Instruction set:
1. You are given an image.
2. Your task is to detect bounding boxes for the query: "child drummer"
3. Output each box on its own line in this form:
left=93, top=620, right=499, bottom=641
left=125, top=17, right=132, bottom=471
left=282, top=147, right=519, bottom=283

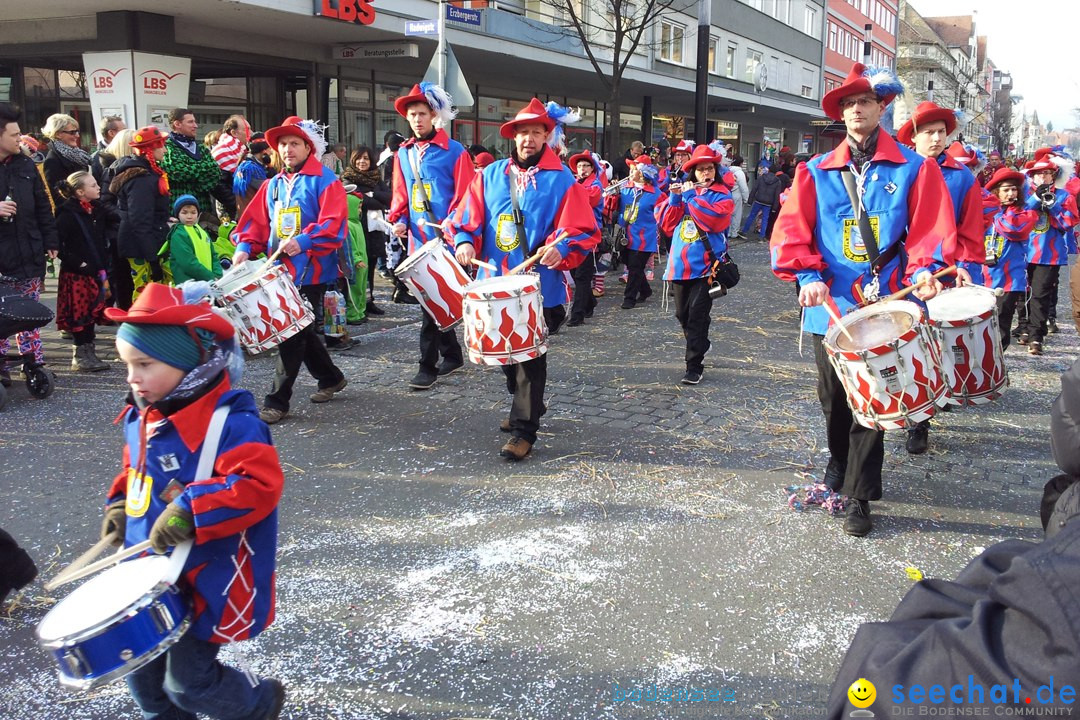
left=101, top=283, right=286, bottom=719
left=981, top=168, right=1038, bottom=349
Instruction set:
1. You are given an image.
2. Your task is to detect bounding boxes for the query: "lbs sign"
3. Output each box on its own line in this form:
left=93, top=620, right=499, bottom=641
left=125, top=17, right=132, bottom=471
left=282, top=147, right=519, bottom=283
left=315, top=0, right=376, bottom=26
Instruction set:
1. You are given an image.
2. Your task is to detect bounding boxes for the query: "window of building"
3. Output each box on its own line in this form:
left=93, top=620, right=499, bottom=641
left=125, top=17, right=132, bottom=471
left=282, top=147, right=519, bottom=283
left=726, top=42, right=737, bottom=77
left=659, top=19, right=685, bottom=64
left=772, top=0, right=790, bottom=24
left=828, top=22, right=837, bottom=51
left=802, top=67, right=814, bottom=98
left=782, top=60, right=792, bottom=92
left=748, top=0, right=763, bottom=9
left=745, top=48, right=763, bottom=83
left=709, top=36, right=721, bottom=74
left=804, top=6, right=818, bottom=37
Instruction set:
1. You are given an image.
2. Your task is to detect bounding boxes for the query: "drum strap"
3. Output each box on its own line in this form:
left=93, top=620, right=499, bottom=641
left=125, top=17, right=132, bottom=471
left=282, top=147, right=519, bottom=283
left=406, top=146, right=444, bottom=239
left=840, top=168, right=901, bottom=276
left=508, top=168, right=530, bottom=253
left=196, top=404, right=231, bottom=483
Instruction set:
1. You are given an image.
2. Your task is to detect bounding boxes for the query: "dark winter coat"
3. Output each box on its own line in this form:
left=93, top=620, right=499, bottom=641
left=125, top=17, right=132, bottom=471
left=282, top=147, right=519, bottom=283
left=43, top=146, right=90, bottom=200
left=1052, top=357, right=1080, bottom=477
left=0, top=152, right=59, bottom=280
left=749, top=171, right=782, bottom=206
left=55, top=196, right=109, bottom=276
left=110, top=155, right=169, bottom=261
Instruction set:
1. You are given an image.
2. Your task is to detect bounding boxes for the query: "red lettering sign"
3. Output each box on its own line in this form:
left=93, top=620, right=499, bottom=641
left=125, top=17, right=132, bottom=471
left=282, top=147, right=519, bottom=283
left=316, top=0, right=376, bottom=26
left=93, top=76, right=113, bottom=89
left=144, top=77, right=167, bottom=91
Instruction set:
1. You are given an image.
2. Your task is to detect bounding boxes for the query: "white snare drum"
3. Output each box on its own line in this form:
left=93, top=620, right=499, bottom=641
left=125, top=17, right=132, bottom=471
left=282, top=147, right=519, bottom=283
left=926, top=285, right=1008, bottom=405
left=37, top=554, right=190, bottom=690
left=824, top=300, right=947, bottom=430
left=211, top=260, right=313, bottom=354
left=395, top=239, right=471, bottom=331
left=462, top=274, right=547, bottom=365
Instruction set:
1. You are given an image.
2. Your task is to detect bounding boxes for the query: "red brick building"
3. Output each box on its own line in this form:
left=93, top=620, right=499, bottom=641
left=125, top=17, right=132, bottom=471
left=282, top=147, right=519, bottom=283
left=824, top=0, right=898, bottom=95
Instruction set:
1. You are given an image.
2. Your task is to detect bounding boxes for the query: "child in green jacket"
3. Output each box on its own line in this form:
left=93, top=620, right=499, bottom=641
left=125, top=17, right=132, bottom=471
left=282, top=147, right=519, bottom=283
left=167, top=195, right=224, bottom=285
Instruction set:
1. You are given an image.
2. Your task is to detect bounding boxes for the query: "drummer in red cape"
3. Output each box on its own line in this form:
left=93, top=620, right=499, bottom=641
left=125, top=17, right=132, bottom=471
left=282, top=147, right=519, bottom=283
left=388, top=82, right=475, bottom=390
left=567, top=149, right=605, bottom=327
left=770, top=63, right=957, bottom=537
left=895, top=100, right=985, bottom=455
left=232, top=115, right=348, bottom=425
left=450, top=98, right=600, bottom=461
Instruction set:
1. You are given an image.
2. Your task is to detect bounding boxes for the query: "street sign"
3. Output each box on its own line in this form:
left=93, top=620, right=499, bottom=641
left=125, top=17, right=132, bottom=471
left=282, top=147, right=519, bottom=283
left=405, top=19, right=438, bottom=37
left=423, top=42, right=474, bottom=109
left=446, top=5, right=481, bottom=26
left=333, top=43, right=419, bottom=60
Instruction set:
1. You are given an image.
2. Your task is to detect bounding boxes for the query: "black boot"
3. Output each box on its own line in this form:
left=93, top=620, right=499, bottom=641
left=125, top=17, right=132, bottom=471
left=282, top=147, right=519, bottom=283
left=0, top=529, right=38, bottom=606
left=843, top=499, right=872, bottom=537
left=906, top=419, right=930, bottom=455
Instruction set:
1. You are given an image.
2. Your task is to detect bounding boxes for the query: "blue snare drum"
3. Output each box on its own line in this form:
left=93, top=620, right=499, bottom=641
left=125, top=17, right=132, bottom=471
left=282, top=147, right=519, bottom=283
left=37, top=555, right=191, bottom=690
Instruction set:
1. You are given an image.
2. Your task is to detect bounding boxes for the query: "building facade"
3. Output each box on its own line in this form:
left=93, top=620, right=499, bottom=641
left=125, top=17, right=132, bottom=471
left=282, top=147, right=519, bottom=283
left=823, top=0, right=898, bottom=94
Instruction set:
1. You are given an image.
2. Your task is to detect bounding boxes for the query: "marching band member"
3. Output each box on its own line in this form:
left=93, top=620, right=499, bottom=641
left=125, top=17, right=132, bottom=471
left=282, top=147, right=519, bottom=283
left=771, top=63, right=955, bottom=537
left=617, top=156, right=666, bottom=309
left=670, top=140, right=693, bottom=185
left=1016, top=153, right=1078, bottom=355
left=1033, top=146, right=1080, bottom=336
left=450, top=99, right=600, bottom=461
left=232, top=116, right=348, bottom=425
left=388, top=82, right=475, bottom=390
left=657, top=144, right=733, bottom=387
left=567, top=150, right=604, bottom=327
left=896, top=101, right=983, bottom=455
left=981, top=167, right=1038, bottom=349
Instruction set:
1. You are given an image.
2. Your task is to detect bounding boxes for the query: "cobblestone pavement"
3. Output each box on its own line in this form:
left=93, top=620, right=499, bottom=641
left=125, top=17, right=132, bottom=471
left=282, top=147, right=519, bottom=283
left=0, top=239, right=1071, bottom=719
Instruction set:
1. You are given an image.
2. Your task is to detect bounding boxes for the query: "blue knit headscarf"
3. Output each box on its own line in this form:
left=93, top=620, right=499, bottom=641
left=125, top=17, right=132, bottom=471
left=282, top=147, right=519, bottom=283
left=116, top=323, right=214, bottom=372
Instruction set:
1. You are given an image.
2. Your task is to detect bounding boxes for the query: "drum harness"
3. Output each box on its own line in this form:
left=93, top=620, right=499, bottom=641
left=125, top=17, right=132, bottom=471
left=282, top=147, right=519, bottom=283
left=406, top=146, right=447, bottom=241
left=840, top=161, right=903, bottom=306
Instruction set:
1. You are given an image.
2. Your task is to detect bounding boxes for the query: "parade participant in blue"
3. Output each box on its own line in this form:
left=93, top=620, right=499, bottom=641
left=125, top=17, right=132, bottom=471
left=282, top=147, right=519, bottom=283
left=451, top=98, right=601, bottom=461
left=617, top=156, right=666, bottom=310
left=101, top=282, right=286, bottom=719
left=980, top=168, right=1038, bottom=349
left=566, top=150, right=604, bottom=327
left=1017, top=153, right=1079, bottom=355
left=388, top=82, right=475, bottom=390
left=657, top=144, right=734, bottom=386
left=670, top=139, right=693, bottom=185
left=896, top=101, right=982, bottom=455
left=771, top=63, right=956, bottom=537
left=232, top=115, right=348, bottom=424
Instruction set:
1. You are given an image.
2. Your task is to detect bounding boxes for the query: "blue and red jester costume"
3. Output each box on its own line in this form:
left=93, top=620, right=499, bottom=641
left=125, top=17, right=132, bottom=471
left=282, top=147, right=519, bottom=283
left=388, top=82, right=475, bottom=389
left=1019, top=153, right=1079, bottom=354
left=566, top=150, right=606, bottom=326
left=449, top=98, right=600, bottom=461
left=617, top=155, right=667, bottom=309
left=946, top=141, right=1000, bottom=284
left=980, top=168, right=1038, bottom=349
left=102, top=282, right=286, bottom=720
left=657, top=144, right=734, bottom=386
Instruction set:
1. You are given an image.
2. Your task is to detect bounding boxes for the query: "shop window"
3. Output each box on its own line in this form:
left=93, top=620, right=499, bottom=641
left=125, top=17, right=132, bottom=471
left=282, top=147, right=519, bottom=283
left=453, top=119, right=476, bottom=149
left=708, top=37, right=720, bottom=75
left=726, top=43, right=737, bottom=77
left=376, top=83, right=410, bottom=111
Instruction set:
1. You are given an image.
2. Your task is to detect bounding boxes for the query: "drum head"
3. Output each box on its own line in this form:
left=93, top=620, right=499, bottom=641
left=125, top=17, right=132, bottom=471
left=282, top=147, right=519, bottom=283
left=213, top=260, right=264, bottom=295
left=926, top=286, right=995, bottom=322
left=465, top=273, right=538, bottom=297
left=835, top=310, right=915, bottom=352
left=37, top=556, right=174, bottom=641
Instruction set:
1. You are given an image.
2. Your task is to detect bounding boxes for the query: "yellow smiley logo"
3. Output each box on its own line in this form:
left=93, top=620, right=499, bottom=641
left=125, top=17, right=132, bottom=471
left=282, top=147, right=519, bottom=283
left=848, top=678, right=876, bottom=709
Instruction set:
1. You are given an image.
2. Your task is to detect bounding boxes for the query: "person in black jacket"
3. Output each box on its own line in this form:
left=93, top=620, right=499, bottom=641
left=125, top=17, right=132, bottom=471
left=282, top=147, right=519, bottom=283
left=55, top=170, right=113, bottom=372
left=97, top=129, right=136, bottom=309
left=109, top=126, right=171, bottom=301
left=825, top=357, right=1080, bottom=719
left=41, top=113, right=92, bottom=199
left=739, top=163, right=782, bottom=238
left=0, top=103, right=59, bottom=384
left=342, top=145, right=391, bottom=315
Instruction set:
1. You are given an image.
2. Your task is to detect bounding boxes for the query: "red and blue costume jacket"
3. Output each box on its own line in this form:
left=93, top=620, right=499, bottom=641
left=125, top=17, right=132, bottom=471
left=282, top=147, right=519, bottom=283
left=106, top=380, right=284, bottom=644
left=1024, top=186, right=1079, bottom=266
left=936, top=154, right=986, bottom=279
left=962, top=188, right=1001, bottom=286
left=770, top=132, right=956, bottom=335
left=981, top=204, right=1037, bottom=292
left=657, top=181, right=733, bottom=281
left=388, top=128, right=474, bottom=255
left=449, top=146, right=601, bottom=307
left=617, top=182, right=666, bottom=253
left=234, top=153, right=346, bottom=286
left=657, top=166, right=670, bottom=194
left=577, top=171, right=604, bottom=229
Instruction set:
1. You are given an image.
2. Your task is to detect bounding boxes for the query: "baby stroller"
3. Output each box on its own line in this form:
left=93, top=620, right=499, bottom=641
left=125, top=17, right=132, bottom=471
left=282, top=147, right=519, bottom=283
left=0, top=275, right=56, bottom=410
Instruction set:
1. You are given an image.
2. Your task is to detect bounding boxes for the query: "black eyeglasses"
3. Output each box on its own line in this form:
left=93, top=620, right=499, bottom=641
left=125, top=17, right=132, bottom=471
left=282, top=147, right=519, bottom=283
left=58, top=129, right=81, bottom=135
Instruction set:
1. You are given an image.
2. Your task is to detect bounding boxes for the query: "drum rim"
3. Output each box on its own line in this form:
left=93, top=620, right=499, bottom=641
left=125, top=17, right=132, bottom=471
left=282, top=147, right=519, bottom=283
left=394, top=238, right=449, bottom=275
left=213, top=259, right=282, bottom=296
left=56, top=614, right=191, bottom=691
left=463, top=272, right=541, bottom=298
left=38, top=578, right=182, bottom=645
left=824, top=300, right=924, bottom=356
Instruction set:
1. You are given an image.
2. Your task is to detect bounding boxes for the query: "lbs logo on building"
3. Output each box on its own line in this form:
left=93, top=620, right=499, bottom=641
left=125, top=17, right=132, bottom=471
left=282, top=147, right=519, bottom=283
left=315, top=0, right=376, bottom=26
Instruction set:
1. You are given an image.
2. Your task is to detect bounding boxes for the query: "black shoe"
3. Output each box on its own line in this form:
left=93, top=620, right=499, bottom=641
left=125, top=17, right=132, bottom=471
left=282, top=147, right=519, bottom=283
left=637, top=288, right=652, bottom=302
left=584, top=308, right=594, bottom=319
left=409, top=370, right=437, bottom=390
left=906, top=420, right=930, bottom=455
left=265, top=679, right=286, bottom=719
left=1048, top=319, right=1059, bottom=334
left=843, top=499, right=872, bottom=537
left=681, top=370, right=702, bottom=385
left=346, top=317, right=368, bottom=326
left=1028, top=341, right=1044, bottom=356
left=824, top=459, right=846, bottom=492
left=366, top=301, right=386, bottom=316
left=326, top=336, right=356, bottom=350
left=437, top=358, right=464, bottom=376
left=621, top=298, right=636, bottom=309
left=567, top=316, right=584, bottom=327
left=1017, top=332, right=1030, bottom=346
left=393, top=288, right=419, bottom=305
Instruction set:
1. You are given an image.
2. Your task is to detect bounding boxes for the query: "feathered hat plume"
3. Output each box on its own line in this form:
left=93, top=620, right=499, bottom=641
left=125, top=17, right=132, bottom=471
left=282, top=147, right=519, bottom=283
left=417, top=82, right=458, bottom=126
left=544, top=101, right=581, bottom=151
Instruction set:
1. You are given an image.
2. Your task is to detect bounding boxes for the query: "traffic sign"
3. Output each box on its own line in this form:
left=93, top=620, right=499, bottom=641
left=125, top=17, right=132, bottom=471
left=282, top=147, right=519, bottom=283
left=446, top=5, right=481, bottom=26
left=405, top=19, right=438, bottom=37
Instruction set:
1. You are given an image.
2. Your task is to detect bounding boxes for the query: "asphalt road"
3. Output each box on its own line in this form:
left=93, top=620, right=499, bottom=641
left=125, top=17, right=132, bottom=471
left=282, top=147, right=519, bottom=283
left=0, top=240, right=1069, bottom=719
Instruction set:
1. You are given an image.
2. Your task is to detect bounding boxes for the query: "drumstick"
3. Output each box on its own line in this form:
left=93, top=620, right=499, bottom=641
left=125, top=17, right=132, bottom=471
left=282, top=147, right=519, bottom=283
left=883, top=265, right=957, bottom=302
left=43, top=532, right=118, bottom=592
left=470, top=257, right=497, bottom=272
left=509, top=233, right=570, bottom=275
left=823, top=300, right=856, bottom=344
left=44, top=540, right=154, bottom=592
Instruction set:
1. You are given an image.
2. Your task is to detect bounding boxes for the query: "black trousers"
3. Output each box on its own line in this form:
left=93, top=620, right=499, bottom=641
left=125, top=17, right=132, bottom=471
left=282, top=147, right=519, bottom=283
left=624, top=249, right=652, bottom=302
left=1049, top=266, right=1060, bottom=321
left=109, top=239, right=134, bottom=311
left=502, top=354, right=547, bottom=444
left=265, top=284, right=345, bottom=412
left=418, top=311, right=462, bottom=375
left=569, top=253, right=596, bottom=322
left=1023, top=264, right=1060, bottom=343
left=672, top=278, right=713, bottom=374
left=813, top=334, right=884, bottom=501
left=997, top=291, right=1024, bottom=350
